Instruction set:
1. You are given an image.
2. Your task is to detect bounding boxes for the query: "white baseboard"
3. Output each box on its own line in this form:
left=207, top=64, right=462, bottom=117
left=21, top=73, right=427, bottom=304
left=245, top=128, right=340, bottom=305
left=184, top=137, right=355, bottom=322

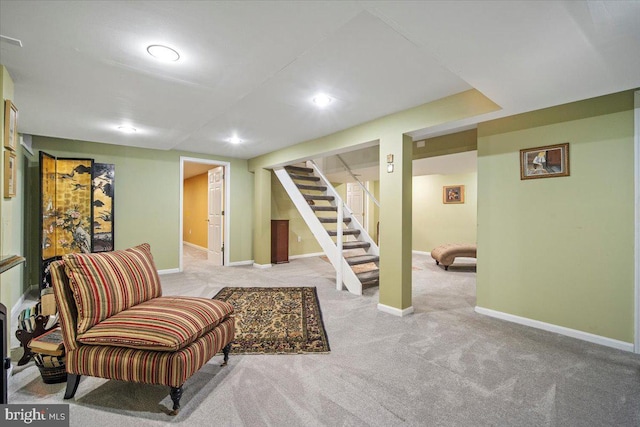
left=11, top=284, right=39, bottom=318
left=412, top=250, right=431, bottom=256
left=377, top=303, right=414, bottom=317
left=475, top=306, right=634, bottom=352
left=253, top=263, right=272, bottom=269
left=290, top=252, right=324, bottom=260
left=157, top=268, right=180, bottom=275
left=227, top=260, right=254, bottom=266
left=183, top=242, right=207, bottom=251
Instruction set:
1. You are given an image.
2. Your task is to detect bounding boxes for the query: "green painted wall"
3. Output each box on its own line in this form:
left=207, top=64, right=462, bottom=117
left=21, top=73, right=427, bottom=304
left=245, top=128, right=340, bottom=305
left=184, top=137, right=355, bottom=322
left=414, top=128, right=477, bottom=160
left=412, top=172, right=477, bottom=252
left=1, top=66, right=27, bottom=348
left=28, top=136, right=254, bottom=271
left=476, top=90, right=635, bottom=343
left=378, top=134, right=413, bottom=310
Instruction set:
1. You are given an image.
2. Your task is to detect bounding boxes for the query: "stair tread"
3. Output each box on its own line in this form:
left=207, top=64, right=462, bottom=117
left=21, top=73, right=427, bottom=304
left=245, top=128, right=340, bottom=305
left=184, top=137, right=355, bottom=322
left=311, top=206, right=337, bottom=212
left=318, top=217, right=352, bottom=223
left=304, top=195, right=334, bottom=201
left=356, top=270, right=380, bottom=282
left=289, top=173, right=320, bottom=182
left=343, top=241, right=370, bottom=249
left=285, top=165, right=313, bottom=174
left=346, top=255, right=379, bottom=265
left=296, top=184, right=327, bottom=191
left=327, top=229, right=360, bottom=236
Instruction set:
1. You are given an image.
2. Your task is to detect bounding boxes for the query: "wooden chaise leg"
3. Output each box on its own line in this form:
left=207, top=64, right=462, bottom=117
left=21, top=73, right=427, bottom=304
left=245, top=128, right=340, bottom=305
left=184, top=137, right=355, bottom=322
left=167, top=342, right=231, bottom=415
left=221, top=343, right=231, bottom=367
left=64, top=374, right=81, bottom=399
left=169, top=385, right=183, bottom=416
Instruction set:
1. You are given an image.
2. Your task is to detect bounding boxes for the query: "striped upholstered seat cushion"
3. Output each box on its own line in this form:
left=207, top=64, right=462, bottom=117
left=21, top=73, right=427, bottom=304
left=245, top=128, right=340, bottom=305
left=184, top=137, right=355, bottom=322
left=76, top=296, right=234, bottom=352
left=63, top=243, right=162, bottom=334
left=68, top=316, right=235, bottom=387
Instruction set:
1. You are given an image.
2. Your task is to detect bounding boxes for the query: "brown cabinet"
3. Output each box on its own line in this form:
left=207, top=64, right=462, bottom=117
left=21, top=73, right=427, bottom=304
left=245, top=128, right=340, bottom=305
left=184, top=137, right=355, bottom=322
left=271, top=220, right=289, bottom=264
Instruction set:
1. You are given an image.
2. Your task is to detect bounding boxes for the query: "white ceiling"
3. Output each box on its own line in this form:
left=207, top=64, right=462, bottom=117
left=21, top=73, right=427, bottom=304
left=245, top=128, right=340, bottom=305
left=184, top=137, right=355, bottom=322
left=1, top=1, right=639, bottom=160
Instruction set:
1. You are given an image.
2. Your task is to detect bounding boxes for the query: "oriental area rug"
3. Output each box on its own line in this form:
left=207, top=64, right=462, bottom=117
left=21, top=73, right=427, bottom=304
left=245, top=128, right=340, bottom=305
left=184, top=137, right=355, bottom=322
left=212, top=287, right=330, bottom=354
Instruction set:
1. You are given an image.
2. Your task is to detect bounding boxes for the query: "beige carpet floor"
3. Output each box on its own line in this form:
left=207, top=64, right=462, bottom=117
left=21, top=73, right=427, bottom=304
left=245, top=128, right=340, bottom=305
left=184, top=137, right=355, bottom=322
left=7, top=248, right=640, bottom=426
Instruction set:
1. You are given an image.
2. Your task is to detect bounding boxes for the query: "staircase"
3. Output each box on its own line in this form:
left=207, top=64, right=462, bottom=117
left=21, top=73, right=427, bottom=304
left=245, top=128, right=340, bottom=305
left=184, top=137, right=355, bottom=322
left=273, top=163, right=379, bottom=295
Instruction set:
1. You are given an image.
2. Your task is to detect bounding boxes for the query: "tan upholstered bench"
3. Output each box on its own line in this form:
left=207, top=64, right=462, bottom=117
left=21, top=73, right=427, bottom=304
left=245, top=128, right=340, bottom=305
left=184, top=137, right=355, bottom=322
left=430, top=243, right=477, bottom=270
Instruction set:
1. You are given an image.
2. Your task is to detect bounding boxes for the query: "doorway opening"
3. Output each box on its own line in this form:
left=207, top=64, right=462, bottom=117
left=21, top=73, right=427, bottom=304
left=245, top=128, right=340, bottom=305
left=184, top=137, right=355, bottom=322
left=180, top=157, right=231, bottom=271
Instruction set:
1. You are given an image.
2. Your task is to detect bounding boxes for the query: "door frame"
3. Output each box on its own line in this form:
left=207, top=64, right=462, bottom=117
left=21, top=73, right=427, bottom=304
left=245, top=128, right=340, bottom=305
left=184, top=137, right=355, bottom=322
left=179, top=156, right=231, bottom=271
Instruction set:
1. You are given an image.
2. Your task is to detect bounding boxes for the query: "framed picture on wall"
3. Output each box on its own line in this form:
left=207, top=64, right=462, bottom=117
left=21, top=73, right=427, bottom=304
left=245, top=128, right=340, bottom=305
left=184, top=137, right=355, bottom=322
left=3, top=100, right=18, bottom=151
left=443, top=185, right=464, bottom=204
left=520, top=143, right=570, bottom=180
left=4, top=151, right=17, bottom=198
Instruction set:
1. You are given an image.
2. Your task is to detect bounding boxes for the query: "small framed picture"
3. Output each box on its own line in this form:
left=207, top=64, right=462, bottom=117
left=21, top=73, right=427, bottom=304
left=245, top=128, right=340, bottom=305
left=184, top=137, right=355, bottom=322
left=4, top=150, right=17, bottom=198
left=520, top=143, right=569, bottom=180
left=4, top=100, right=18, bottom=151
left=443, top=185, right=464, bottom=204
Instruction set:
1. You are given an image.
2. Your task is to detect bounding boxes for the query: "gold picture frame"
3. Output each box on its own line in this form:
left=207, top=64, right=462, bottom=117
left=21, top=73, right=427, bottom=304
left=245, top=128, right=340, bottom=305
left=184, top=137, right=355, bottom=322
left=520, top=143, right=570, bottom=180
left=443, top=185, right=464, bottom=204
left=4, top=100, right=18, bottom=151
left=4, top=151, right=17, bottom=198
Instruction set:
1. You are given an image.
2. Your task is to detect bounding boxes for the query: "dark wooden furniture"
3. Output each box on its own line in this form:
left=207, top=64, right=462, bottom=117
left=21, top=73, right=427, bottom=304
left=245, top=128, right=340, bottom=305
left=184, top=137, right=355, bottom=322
left=271, top=220, right=289, bottom=264
left=15, top=315, right=50, bottom=366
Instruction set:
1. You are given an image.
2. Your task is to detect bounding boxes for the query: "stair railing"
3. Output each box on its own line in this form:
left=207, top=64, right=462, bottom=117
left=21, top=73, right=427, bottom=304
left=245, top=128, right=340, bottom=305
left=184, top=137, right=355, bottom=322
left=336, top=154, right=380, bottom=208
left=308, top=160, right=362, bottom=229
left=308, top=160, right=355, bottom=290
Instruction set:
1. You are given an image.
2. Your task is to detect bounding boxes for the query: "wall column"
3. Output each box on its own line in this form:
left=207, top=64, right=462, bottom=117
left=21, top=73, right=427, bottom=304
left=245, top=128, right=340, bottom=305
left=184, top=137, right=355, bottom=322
left=253, top=168, right=272, bottom=267
left=378, top=133, right=413, bottom=315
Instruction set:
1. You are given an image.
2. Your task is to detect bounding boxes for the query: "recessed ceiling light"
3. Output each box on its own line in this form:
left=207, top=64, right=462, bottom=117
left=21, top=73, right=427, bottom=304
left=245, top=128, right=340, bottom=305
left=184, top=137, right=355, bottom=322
left=147, top=44, right=180, bottom=62
left=312, top=93, right=333, bottom=108
left=118, top=126, right=137, bottom=134
left=227, top=136, right=242, bottom=144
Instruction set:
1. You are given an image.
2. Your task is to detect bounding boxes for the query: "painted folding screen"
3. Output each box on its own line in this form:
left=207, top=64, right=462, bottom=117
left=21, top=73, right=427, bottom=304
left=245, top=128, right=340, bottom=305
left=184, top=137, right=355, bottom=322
left=92, top=163, right=115, bottom=252
left=40, top=151, right=95, bottom=288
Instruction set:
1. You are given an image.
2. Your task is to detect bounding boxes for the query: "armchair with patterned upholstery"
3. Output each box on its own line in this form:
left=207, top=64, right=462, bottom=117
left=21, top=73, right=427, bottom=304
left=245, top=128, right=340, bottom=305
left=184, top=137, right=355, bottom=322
left=49, top=243, right=235, bottom=415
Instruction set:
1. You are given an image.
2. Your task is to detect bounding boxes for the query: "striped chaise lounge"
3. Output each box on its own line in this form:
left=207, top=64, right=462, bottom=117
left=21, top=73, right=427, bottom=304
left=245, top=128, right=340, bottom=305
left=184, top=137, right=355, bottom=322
left=430, top=243, right=477, bottom=270
left=50, top=243, right=235, bottom=415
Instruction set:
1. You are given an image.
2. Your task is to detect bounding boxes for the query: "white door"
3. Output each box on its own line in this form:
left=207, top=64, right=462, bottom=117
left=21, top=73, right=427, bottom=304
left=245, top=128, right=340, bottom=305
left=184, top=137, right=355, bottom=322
left=346, top=182, right=364, bottom=226
left=208, top=167, right=224, bottom=265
